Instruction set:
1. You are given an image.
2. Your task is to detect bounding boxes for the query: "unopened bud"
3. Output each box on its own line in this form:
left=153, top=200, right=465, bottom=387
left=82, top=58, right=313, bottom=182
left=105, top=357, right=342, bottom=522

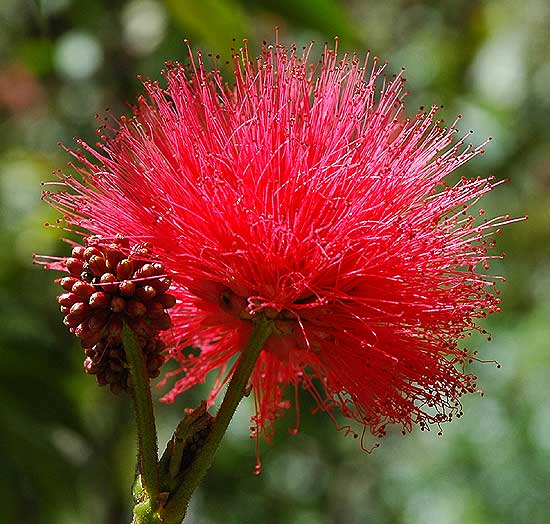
left=54, top=237, right=175, bottom=395
left=116, top=259, right=134, bottom=280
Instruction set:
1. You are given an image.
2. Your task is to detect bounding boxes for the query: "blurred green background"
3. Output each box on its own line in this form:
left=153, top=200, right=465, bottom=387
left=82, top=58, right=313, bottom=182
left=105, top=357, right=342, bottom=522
left=0, top=0, right=548, bottom=523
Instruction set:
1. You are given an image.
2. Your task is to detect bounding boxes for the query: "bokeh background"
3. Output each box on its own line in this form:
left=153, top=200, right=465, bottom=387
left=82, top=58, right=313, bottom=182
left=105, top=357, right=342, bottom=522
left=1, top=0, right=548, bottom=523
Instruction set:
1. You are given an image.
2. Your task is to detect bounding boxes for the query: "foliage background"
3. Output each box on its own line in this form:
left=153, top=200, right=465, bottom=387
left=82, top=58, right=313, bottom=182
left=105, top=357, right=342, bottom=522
left=0, top=0, right=548, bottom=523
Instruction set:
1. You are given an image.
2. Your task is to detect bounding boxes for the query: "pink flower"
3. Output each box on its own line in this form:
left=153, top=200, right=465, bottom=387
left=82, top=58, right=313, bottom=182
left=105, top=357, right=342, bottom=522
left=42, top=38, right=518, bottom=451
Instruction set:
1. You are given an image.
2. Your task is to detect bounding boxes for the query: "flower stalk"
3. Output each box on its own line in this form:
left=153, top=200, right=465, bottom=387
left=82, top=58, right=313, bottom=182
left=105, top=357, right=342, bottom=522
left=162, top=316, right=274, bottom=524
left=122, top=323, right=161, bottom=523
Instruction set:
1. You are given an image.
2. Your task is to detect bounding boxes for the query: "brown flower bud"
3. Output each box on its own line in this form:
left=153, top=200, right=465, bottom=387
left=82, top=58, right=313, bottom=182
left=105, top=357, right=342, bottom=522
left=84, top=357, right=97, bottom=373
left=136, top=285, right=156, bottom=301
left=72, top=280, right=96, bottom=299
left=69, top=302, right=88, bottom=320
left=159, top=294, right=177, bottom=308
left=66, top=257, right=84, bottom=276
left=153, top=312, right=172, bottom=331
left=74, top=321, right=92, bottom=339
left=99, top=273, right=118, bottom=293
left=88, top=309, right=110, bottom=331
left=110, top=296, right=126, bottom=313
left=58, top=292, right=80, bottom=307
left=146, top=301, right=165, bottom=318
left=126, top=300, right=147, bottom=318
left=153, top=277, right=171, bottom=294
left=119, top=280, right=136, bottom=297
left=89, top=291, right=110, bottom=308
left=63, top=313, right=80, bottom=328
left=88, top=255, right=108, bottom=276
left=80, top=331, right=103, bottom=349
left=134, top=263, right=155, bottom=280
left=59, top=276, right=79, bottom=291
left=83, top=246, right=103, bottom=260
left=105, top=248, right=124, bottom=271
left=71, top=246, right=86, bottom=258
left=116, top=258, right=134, bottom=280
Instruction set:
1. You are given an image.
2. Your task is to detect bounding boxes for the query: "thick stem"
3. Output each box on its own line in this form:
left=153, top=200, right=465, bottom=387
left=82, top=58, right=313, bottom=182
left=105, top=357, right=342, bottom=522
left=162, top=317, right=274, bottom=524
left=122, top=324, right=160, bottom=514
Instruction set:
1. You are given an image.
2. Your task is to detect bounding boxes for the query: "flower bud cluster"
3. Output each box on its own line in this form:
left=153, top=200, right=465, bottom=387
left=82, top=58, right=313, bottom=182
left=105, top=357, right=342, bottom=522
left=56, top=239, right=176, bottom=393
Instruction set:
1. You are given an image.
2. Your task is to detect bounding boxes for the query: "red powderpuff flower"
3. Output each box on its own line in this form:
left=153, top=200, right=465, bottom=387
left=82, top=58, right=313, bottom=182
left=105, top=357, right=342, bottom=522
left=42, top=38, right=519, bottom=452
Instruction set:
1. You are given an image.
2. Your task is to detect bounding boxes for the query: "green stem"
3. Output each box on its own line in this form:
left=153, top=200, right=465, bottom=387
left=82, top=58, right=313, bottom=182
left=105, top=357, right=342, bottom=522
left=122, top=323, right=161, bottom=516
left=162, top=317, right=274, bottom=524
left=133, top=500, right=162, bottom=524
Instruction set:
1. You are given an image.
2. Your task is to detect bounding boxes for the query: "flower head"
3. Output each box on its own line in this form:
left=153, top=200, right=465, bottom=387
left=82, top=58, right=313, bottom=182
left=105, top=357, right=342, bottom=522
left=39, top=236, right=176, bottom=393
left=40, top=38, right=517, bottom=447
